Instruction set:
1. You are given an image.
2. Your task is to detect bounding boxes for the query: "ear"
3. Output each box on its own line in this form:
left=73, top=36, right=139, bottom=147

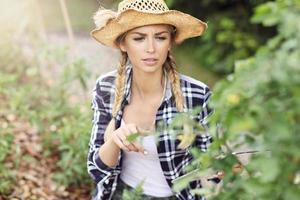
left=168, top=41, right=172, bottom=52
left=119, top=41, right=127, bottom=52
left=168, top=44, right=172, bottom=52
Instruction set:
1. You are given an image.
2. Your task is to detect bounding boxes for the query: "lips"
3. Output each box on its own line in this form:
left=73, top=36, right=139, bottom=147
left=142, top=58, right=158, bottom=61
left=142, top=58, right=158, bottom=66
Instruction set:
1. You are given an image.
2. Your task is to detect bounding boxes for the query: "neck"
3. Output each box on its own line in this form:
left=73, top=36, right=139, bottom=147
left=131, top=68, right=164, bottom=98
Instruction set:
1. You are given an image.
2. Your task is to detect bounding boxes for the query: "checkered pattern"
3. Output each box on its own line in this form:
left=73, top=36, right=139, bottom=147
left=87, top=64, right=214, bottom=200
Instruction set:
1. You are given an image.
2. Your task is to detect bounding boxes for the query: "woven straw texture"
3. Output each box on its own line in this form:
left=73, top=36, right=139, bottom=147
left=91, top=0, right=207, bottom=48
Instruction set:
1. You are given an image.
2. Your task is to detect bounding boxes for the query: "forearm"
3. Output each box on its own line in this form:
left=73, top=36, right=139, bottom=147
left=98, top=138, right=121, bottom=168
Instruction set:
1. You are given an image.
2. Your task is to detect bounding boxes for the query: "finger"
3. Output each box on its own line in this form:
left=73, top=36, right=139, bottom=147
left=132, top=141, right=147, bottom=154
left=125, top=143, right=139, bottom=152
left=121, top=126, right=132, bottom=136
left=116, top=130, right=131, bottom=146
left=115, top=129, right=139, bottom=152
left=122, top=126, right=139, bottom=144
left=114, top=138, right=130, bottom=152
left=119, top=124, right=145, bottom=153
left=119, top=127, right=137, bottom=146
left=114, top=132, right=130, bottom=151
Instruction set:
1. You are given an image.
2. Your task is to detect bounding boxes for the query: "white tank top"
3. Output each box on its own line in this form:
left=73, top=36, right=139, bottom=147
left=120, top=119, right=174, bottom=197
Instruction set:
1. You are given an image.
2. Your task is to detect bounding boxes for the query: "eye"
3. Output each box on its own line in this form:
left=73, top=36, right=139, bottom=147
left=156, top=36, right=167, bottom=40
left=133, top=37, right=145, bottom=41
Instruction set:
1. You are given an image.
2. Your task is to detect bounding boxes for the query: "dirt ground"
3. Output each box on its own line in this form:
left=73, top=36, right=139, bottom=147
left=1, top=32, right=119, bottom=200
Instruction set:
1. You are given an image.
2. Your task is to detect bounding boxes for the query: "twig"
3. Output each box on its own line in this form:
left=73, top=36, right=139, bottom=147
left=59, top=0, right=75, bottom=49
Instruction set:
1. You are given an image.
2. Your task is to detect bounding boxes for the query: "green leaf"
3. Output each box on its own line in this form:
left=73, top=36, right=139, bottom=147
left=172, top=169, right=210, bottom=192
left=126, top=133, right=140, bottom=143
left=190, top=188, right=212, bottom=196
left=251, top=2, right=280, bottom=26
left=253, top=157, right=280, bottom=183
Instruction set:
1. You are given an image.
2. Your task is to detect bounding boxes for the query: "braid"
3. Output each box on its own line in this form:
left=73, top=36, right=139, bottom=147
left=165, top=52, right=185, bottom=112
left=112, top=51, right=128, bottom=116
left=104, top=51, right=128, bottom=141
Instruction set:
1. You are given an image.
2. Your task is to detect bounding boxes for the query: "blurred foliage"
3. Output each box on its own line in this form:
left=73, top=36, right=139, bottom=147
left=41, top=55, right=92, bottom=186
left=172, top=0, right=300, bottom=199
left=110, top=0, right=277, bottom=75
left=0, top=32, right=28, bottom=195
left=122, top=181, right=144, bottom=200
left=175, top=48, right=220, bottom=87
left=0, top=30, right=93, bottom=193
left=1, top=0, right=299, bottom=199
left=164, top=0, right=277, bottom=75
left=0, top=0, right=99, bottom=34
left=0, top=132, right=15, bottom=195
left=39, top=0, right=99, bottom=32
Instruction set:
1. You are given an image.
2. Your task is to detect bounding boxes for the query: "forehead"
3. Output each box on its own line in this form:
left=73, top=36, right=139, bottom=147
left=128, top=24, right=172, bottom=34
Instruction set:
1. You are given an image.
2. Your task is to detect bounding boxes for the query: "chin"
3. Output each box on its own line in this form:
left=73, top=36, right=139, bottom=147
left=132, top=61, right=163, bottom=74
left=142, top=66, right=161, bottom=74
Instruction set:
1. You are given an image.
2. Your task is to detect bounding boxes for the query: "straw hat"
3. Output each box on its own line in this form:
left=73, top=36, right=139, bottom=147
left=91, top=0, right=207, bottom=48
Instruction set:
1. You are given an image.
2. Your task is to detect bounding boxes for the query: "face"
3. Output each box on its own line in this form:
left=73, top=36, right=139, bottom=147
left=119, top=24, right=173, bottom=74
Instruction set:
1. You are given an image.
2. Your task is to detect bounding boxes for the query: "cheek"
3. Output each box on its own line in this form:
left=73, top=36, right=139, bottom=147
left=157, top=43, right=170, bottom=56
left=158, top=41, right=171, bottom=52
left=127, top=46, right=139, bottom=57
left=127, top=43, right=144, bottom=55
left=126, top=47, right=143, bottom=64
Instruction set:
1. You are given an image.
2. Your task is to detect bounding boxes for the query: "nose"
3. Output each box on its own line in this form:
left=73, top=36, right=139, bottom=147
left=146, top=37, right=155, bottom=53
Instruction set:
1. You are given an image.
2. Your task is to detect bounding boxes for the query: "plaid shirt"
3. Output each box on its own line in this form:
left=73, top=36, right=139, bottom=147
left=87, top=64, right=214, bottom=200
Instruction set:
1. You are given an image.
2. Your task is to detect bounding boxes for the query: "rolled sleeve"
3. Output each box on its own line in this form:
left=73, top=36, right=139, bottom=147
left=87, top=79, right=117, bottom=184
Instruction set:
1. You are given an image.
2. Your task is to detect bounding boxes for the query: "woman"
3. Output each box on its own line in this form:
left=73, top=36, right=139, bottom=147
left=87, top=0, right=214, bottom=199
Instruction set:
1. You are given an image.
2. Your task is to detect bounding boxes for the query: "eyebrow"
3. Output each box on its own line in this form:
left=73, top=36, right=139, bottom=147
left=130, top=31, right=169, bottom=36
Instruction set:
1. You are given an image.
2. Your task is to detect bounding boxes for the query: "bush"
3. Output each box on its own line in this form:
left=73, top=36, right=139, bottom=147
left=166, top=0, right=276, bottom=75
left=173, top=0, right=300, bottom=199
left=0, top=35, right=93, bottom=193
left=0, top=132, right=15, bottom=195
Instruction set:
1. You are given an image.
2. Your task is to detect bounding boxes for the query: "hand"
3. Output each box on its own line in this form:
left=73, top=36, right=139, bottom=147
left=110, top=123, right=146, bottom=154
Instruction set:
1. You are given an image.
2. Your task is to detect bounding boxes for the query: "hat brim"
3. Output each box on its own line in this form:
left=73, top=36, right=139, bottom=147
left=91, top=9, right=207, bottom=48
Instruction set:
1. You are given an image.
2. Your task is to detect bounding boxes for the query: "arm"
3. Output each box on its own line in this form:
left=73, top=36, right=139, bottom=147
left=87, top=79, right=120, bottom=184
left=99, top=137, right=121, bottom=167
left=87, top=78, right=145, bottom=183
left=99, top=124, right=145, bottom=167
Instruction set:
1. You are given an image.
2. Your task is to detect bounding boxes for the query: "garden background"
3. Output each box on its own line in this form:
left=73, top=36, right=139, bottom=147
left=0, top=0, right=299, bottom=199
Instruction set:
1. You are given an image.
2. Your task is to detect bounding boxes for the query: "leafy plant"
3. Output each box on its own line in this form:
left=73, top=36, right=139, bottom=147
left=166, top=0, right=275, bottom=75
left=0, top=132, right=15, bottom=195
left=172, top=0, right=300, bottom=199
left=122, top=181, right=144, bottom=200
left=0, top=37, right=93, bottom=192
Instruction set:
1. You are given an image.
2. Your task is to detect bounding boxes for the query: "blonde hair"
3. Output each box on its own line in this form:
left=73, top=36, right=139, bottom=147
left=164, top=52, right=185, bottom=112
left=165, top=25, right=185, bottom=112
left=104, top=26, right=184, bottom=142
left=104, top=51, right=128, bottom=141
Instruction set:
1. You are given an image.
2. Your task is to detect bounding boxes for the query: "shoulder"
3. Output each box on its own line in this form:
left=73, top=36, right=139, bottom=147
left=95, top=70, right=117, bottom=89
left=179, top=74, right=211, bottom=94
left=93, top=70, right=117, bottom=102
left=179, top=74, right=212, bottom=108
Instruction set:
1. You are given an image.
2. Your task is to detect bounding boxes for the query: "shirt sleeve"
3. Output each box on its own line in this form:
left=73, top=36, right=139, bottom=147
left=194, top=86, right=214, bottom=151
left=87, top=79, right=119, bottom=184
